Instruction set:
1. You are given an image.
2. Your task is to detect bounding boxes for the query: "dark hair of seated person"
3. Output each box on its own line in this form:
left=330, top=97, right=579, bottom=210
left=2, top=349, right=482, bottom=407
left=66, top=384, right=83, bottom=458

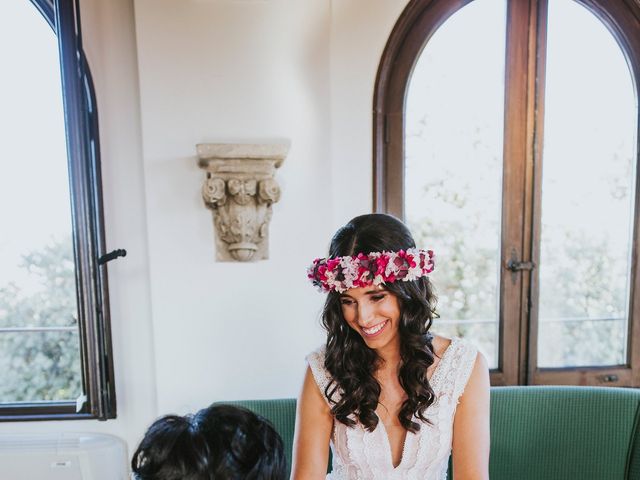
left=131, top=404, right=286, bottom=480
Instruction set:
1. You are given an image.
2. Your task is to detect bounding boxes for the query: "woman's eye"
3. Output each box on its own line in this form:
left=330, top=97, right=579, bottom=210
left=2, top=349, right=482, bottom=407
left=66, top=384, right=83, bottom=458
left=371, top=294, right=385, bottom=302
left=340, top=299, right=354, bottom=306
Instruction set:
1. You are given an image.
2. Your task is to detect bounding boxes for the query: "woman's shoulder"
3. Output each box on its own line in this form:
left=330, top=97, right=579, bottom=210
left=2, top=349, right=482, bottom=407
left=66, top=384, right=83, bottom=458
left=430, top=335, right=479, bottom=378
left=432, top=334, right=478, bottom=359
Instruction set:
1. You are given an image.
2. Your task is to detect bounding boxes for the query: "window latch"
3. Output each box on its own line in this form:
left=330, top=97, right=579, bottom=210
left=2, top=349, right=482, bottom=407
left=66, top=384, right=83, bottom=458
left=98, top=249, right=127, bottom=265
left=506, top=259, right=535, bottom=272
left=599, top=373, right=619, bottom=383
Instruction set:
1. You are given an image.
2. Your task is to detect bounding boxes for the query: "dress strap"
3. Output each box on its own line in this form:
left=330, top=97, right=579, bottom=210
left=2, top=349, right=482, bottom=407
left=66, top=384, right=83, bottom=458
left=306, top=346, right=341, bottom=405
left=430, top=337, right=478, bottom=403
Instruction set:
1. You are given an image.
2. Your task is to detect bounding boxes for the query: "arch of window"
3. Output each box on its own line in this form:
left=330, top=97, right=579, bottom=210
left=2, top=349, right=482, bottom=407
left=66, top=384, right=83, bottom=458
left=373, top=0, right=640, bottom=387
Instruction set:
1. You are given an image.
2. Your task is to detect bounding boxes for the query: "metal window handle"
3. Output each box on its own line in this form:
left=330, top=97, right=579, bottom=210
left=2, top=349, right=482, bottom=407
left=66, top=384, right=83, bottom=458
left=506, top=259, right=535, bottom=272
left=98, top=249, right=127, bottom=265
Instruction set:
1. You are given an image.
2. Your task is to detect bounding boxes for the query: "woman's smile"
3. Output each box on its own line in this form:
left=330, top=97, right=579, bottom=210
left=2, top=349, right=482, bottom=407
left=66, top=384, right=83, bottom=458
left=361, top=319, right=389, bottom=337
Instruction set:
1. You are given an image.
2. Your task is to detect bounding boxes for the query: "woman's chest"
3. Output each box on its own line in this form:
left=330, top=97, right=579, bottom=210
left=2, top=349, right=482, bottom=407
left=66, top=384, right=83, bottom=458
left=375, top=382, right=410, bottom=468
left=331, top=395, right=458, bottom=476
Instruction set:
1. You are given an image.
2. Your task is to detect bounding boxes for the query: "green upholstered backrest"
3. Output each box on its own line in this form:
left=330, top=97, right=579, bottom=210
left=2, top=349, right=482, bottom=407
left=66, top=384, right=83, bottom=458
left=486, top=387, right=640, bottom=480
left=223, top=398, right=297, bottom=476
left=226, top=386, right=640, bottom=480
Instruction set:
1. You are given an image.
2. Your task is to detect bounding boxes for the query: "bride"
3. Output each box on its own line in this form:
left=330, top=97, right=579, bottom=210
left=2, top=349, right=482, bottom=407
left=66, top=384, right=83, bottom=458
left=291, top=214, right=490, bottom=480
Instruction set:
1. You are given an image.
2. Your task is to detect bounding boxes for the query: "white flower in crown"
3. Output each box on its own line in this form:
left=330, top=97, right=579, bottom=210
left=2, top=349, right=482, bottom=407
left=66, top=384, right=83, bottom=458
left=325, top=270, right=338, bottom=290
left=340, top=255, right=359, bottom=290
left=384, top=251, right=399, bottom=277
left=405, top=248, right=423, bottom=281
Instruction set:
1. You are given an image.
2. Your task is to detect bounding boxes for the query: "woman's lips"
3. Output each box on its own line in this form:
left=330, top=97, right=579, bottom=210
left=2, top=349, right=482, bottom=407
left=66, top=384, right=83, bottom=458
left=361, top=320, right=388, bottom=337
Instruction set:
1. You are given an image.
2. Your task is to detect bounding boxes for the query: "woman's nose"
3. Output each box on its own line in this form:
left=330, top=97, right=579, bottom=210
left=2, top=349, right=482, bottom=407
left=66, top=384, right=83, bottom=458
left=357, top=302, right=375, bottom=326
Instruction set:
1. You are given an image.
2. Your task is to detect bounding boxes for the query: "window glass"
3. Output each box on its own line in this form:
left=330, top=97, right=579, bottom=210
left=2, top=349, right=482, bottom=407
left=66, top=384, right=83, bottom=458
left=405, top=0, right=507, bottom=368
left=0, top=1, right=81, bottom=402
left=537, top=0, right=637, bottom=367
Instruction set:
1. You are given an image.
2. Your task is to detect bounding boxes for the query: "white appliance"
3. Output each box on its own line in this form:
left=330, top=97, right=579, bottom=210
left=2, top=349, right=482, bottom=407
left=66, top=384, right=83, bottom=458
left=0, top=433, right=128, bottom=480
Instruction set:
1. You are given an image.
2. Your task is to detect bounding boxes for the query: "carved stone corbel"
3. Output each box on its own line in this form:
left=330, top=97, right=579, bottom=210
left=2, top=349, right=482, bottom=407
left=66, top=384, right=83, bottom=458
left=196, top=143, right=288, bottom=262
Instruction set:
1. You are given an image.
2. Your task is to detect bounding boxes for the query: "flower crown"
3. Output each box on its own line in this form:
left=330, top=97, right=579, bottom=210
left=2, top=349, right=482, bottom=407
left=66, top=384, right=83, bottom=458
left=307, top=248, right=435, bottom=293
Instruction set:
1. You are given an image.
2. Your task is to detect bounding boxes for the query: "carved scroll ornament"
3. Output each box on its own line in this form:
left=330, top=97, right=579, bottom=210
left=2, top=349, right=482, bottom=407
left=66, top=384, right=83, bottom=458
left=197, top=143, right=288, bottom=262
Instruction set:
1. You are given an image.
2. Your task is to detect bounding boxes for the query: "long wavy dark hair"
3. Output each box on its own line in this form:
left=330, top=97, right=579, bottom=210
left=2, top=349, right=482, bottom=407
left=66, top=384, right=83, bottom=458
left=321, top=213, right=437, bottom=433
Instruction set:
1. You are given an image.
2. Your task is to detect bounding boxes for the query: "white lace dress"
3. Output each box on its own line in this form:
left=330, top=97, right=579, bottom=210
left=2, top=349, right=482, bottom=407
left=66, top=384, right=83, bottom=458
left=306, top=337, right=478, bottom=480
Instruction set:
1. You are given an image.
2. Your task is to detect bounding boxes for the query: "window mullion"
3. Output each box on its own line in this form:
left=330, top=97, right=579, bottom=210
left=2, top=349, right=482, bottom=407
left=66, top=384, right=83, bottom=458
left=499, top=0, right=543, bottom=385
left=523, top=0, right=549, bottom=386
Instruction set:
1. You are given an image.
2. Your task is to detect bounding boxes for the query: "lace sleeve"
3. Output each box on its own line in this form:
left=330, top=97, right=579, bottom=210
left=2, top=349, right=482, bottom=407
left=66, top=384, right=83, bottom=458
left=451, top=339, right=479, bottom=403
left=306, top=346, right=336, bottom=406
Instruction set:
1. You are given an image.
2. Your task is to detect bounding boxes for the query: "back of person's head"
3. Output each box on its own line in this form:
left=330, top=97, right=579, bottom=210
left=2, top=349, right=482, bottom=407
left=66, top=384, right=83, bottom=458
left=131, top=404, right=286, bottom=480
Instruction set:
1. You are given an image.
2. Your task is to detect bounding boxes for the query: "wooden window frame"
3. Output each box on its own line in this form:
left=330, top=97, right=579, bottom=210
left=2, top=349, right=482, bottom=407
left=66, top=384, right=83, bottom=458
left=0, top=0, right=117, bottom=421
left=373, top=0, right=640, bottom=387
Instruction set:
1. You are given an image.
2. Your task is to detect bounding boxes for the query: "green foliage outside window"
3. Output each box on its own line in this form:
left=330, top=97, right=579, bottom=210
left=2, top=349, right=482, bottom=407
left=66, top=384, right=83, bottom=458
left=0, top=238, right=82, bottom=403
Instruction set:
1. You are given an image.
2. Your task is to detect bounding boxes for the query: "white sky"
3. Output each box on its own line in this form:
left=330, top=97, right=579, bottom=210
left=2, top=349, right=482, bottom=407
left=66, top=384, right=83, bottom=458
left=404, top=0, right=636, bottom=302
left=0, top=1, right=74, bottom=291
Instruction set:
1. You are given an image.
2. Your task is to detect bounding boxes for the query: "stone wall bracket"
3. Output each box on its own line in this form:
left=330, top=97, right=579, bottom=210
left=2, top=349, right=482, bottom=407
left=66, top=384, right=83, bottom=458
left=197, top=143, right=288, bottom=262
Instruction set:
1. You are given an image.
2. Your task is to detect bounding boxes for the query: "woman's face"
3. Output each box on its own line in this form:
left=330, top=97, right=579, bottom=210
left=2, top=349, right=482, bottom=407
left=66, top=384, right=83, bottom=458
left=339, top=286, right=401, bottom=353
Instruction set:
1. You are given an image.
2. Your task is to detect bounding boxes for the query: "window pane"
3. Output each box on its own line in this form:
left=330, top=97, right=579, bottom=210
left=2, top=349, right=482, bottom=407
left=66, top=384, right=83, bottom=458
left=537, top=0, right=637, bottom=367
left=0, top=330, right=81, bottom=403
left=0, top=1, right=82, bottom=401
left=405, top=0, right=507, bottom=368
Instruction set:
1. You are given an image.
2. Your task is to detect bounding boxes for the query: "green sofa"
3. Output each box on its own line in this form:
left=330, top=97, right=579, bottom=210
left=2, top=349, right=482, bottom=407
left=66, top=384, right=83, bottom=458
left=227, top=386, right=640, bottom=479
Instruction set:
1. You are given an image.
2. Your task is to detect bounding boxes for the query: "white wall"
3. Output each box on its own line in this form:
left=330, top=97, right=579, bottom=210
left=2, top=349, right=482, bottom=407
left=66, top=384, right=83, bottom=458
left=132, top=0, right=333, bottom=416
left=0, top=0, right=410, bottom=455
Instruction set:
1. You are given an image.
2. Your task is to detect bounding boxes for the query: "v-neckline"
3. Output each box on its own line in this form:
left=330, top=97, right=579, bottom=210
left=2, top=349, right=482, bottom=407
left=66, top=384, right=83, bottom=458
left=375, top=337, right=458, bottom=470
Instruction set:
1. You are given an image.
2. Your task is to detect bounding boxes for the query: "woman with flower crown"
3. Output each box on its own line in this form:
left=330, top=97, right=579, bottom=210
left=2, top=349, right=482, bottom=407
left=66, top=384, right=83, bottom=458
left=291, top=214, right=490, bottom=480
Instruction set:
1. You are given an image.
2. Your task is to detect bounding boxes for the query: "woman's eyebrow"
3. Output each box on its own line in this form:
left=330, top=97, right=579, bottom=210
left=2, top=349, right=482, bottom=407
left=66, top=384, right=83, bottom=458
left=364, top=289, right=385, bottom=295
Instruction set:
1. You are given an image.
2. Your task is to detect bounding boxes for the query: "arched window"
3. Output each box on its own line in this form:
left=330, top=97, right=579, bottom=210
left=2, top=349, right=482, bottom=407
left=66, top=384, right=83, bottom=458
left=0, top=0, right=116, bottom=420
left=374, top=0, right=640, bottom=387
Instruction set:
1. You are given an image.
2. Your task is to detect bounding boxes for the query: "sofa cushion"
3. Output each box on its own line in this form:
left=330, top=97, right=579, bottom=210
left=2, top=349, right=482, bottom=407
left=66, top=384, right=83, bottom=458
left=488, top=386, right=640, bottom=480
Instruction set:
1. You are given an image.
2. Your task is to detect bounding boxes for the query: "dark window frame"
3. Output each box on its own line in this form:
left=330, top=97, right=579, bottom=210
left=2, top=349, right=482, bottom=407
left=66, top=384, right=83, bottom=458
left=0, top=0, right=116, bottom=421
left=373, top=0, right=640, bottom=387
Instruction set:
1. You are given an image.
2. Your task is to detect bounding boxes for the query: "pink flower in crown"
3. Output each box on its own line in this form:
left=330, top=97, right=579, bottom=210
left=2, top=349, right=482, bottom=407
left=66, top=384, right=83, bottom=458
left=326, top=258, right=341, bottom=271
left=425, top=249, right=435, bottom=273
left=406, top=251, right=417, bottom=268
left=393, top=251, right=410, bottom=280
left=358, top=253, right=377, bottom=286
left=385, top=251, right=405, bottom=279
left=318, top=264, right=329, bottom=281
left=382, top=252, right=394, bottom=279
left=404, top=249, right=422, bottom=280
left=375, top=254, right=389, bottom=277
left=357, top=270, right=371, bottom=287
left=417, top=251, right=425, bottom=268
left=307, top=258, right=320, bottom=279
